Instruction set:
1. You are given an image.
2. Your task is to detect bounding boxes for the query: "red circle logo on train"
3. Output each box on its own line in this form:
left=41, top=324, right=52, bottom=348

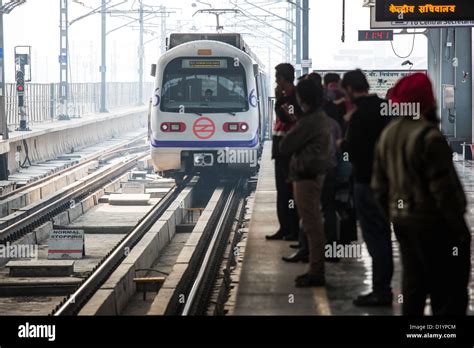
left=193, top=117, right=216, bottom=140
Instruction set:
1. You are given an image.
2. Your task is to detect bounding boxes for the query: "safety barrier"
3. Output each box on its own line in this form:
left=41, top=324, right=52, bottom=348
left=5, top=82, right=154, bottom=127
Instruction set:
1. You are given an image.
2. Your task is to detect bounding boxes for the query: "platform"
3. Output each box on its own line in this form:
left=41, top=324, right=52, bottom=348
left=1, top=106, right=147, bottom=173
left=234, top=142, right=474, bottom=316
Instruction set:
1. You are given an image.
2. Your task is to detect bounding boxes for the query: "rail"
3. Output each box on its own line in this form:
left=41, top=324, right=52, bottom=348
left=0, top=152, right=148, bottom=243
left=178, top=178, right=245, bottom=316
left=53, top=175, right=195, bottom=316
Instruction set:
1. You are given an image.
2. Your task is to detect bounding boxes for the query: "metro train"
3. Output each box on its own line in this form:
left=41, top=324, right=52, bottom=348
left=149, top=33, right=270, bottom=178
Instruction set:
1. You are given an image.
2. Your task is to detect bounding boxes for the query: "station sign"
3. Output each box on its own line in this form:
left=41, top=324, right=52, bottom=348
left=315, top=70, right=426, bottom=99
left=370, top=7, right=474, bottom=28
left=48, top=229, right=85, bottom=260
left=301, top=59, right=313, bottom=69
left=375, top=0, right=474, bottom=22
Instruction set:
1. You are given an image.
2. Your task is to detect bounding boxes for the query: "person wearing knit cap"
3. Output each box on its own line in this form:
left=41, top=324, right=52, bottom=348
left=372, top=73, right=471, bottom=316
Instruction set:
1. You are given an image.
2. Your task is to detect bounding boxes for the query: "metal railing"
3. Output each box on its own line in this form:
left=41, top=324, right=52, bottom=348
left=5, top=82, right=154, bottom=128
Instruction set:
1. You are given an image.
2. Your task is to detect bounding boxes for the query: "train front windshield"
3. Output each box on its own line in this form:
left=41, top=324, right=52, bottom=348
left=161, top=57, right=249, bottom=114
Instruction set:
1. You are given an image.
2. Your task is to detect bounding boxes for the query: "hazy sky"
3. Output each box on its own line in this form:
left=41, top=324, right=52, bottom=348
left=3, top=0, right=428, bottom=83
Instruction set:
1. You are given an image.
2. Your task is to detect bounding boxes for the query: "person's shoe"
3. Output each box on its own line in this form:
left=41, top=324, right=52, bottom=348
left=289, top=244, right=301, bottom=249
left=283, top=234, right=299, bottom=241
left=265, top=230, right=286, bottom=240
left=295, top=273, right=326, bottom=288
left=282, top=252, right=309, bottom=263
left=353, top=292, right=393, bottom=307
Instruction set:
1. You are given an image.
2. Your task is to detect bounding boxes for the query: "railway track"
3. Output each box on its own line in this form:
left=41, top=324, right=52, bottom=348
left=53, top=175, right=195, bottom=316
left=157, top=177, right=249, bottom=316
left=0, top=150, right=149, bottom=244
left=1, top=134, right=148, bottom=200
left=1, top=156, right=255, bottom=317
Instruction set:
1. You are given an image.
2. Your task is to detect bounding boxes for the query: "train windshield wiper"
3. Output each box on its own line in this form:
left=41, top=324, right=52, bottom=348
left=227, top=112, right=237, bottom=116
left=186, top=110, right=203, bottom=116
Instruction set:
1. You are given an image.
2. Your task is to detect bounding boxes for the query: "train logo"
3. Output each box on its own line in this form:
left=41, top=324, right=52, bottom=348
left=193, top=117, right=216, bottom=140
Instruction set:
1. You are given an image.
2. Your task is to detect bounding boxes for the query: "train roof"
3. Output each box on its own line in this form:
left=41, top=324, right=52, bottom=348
left=168, top=33, right=265, bottom=70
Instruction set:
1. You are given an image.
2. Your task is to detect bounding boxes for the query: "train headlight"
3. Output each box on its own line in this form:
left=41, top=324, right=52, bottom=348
left=161, top=122, right=186, bottom=132
left=224, top=122, right=249, bottom=133
left=240, top=123, right=249, bottom=132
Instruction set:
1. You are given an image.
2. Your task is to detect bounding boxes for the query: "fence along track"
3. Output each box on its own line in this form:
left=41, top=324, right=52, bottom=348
left=5, top=82, right=153, bottom=127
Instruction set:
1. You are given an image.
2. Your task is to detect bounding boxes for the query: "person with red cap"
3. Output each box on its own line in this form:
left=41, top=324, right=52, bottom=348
left=372, top=73, right=472, bottom=316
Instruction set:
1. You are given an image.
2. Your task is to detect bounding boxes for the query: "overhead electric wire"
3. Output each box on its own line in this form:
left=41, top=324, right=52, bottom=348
left=390, top=33, right=416, bottom=59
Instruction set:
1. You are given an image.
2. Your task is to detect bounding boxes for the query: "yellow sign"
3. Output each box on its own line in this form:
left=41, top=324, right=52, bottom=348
left=389, top=3, right=456, bottom=14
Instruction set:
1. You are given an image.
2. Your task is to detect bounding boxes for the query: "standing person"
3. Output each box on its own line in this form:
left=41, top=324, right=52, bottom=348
left=323, top=73, right=341, bottom=88
left=373, top=73, right=471, bottom=316
left=283, top=72, right=329, bottom=263
left=280, top=78, right=333, bottom=287
left=324, top=81, right=347, bottom=134
left=266, top=64, right=301, bottom=241
left=340, top=69, right=394, bottom=306
left=321, top=115, right=342, bottom=260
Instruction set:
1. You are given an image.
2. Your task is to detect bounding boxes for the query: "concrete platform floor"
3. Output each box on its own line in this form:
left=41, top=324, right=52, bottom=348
left=234, top=143, right=474, bottom=316
left=3, top=128, right=146, bottom=188
left=68, top=200, right=160, bottom=234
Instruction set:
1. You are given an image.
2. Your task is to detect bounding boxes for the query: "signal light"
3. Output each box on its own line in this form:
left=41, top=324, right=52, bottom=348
left=16, top=70, right=25, bottom=94
left=160, top=122, right=186, bottom=133
left=223, top=122, right=249, bottom=133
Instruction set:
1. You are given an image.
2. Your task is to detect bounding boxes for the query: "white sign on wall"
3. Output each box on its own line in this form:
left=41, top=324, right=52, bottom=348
left=316, top=70, right=426, bottom=98
left=48, top=229, right=85, bottom=260
left=301, top=59, right=313, bottom=69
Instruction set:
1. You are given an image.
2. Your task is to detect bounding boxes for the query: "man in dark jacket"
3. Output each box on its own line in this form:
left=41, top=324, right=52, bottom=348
left=280, top=78, right=333, bottom=287
left=372, top=73, right=471, bottom=316
left=340, top=69, right=393, bottom=307
left=266, top=63, right=301, bottom=241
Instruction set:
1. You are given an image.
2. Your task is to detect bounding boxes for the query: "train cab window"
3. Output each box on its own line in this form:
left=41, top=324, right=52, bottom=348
left=161, top=57, right=249, bottom=114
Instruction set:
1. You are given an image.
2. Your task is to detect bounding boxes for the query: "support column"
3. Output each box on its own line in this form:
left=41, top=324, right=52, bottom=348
left=295, top=0, right=302, bottom=78
left=302, top=0, right=309, bottom=75
left=0, top=0, right=8, bottom=180
left=59, top=0, right=69, bottom=118
left=454, top=28, right=472, bottom=144
left=138, top=0, right=144, bottom=105
left=428, top=28, right=472, bottom=152
left=100, top=0, right=108, bottom=113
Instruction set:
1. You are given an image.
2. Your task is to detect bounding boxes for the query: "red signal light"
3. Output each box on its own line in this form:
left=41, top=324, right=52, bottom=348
left=17, top=86, right=24, bottom=92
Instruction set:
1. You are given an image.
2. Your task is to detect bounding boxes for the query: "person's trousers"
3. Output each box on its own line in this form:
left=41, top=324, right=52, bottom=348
left=394, top=219, right=471, bottom=316
left=293, top=178, right=325, bottom=277
left=275, top=156, right=299, bottom=237
left=322, top=167, right=338, bottom=244
left=354, top=183, right=393, bottom=295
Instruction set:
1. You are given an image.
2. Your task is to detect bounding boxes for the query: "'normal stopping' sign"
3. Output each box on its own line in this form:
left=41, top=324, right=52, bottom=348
left=48, top=230, right=85, bottom=259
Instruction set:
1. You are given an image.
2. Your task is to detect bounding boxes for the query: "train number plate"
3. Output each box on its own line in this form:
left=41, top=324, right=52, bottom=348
left=193, top=153, right=214, bottom=167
